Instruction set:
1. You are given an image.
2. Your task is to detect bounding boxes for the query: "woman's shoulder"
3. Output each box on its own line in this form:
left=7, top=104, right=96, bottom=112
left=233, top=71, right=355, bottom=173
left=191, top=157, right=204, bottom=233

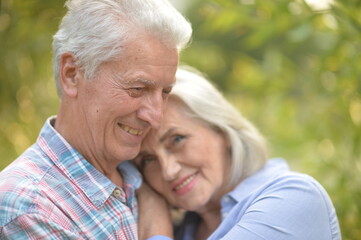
left=225, top=158, right=341, bottom=239
left=241, top=158, right=336, bottom=217
left=239, top=158, right=331, bottom=200
left=259, top=159, right=333, bottom=206
left=231, top=158, right=330, bottom=202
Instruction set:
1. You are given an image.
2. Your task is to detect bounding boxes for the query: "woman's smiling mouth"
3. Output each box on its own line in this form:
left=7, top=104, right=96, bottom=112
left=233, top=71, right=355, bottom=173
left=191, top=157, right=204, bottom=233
left=173, top=172, right=199, bottom=195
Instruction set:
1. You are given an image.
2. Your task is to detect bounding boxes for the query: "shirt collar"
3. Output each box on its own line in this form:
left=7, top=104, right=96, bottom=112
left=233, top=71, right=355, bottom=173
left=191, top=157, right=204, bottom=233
left=37, top=116, right=117, bottom=208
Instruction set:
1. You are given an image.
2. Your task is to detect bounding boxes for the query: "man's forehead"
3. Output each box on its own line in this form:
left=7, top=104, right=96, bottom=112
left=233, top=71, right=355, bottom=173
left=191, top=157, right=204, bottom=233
left=111, top=71, right=175, bottom=87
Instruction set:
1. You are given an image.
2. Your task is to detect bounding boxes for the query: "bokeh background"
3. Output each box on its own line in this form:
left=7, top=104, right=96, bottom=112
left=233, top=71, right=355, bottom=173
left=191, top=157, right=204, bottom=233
left=0, top=0, right=360, bottom=238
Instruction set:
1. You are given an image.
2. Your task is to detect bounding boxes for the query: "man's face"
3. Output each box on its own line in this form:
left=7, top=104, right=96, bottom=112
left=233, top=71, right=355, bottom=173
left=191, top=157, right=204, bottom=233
left=75, top=34, right=178, bottom=165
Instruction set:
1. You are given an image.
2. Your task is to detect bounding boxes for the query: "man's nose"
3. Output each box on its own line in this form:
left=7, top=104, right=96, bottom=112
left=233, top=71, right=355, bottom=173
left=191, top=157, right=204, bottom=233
left=138, top=92, right=164, bottom=129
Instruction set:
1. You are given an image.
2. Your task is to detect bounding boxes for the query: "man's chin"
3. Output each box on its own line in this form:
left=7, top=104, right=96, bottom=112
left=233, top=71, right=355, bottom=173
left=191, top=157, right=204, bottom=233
left=119, top=145, right=141, bottom=161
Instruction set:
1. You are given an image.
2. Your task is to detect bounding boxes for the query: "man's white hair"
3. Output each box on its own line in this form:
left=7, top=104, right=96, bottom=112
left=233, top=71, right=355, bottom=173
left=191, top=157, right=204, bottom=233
left=52, top=0, right=192, bottom=96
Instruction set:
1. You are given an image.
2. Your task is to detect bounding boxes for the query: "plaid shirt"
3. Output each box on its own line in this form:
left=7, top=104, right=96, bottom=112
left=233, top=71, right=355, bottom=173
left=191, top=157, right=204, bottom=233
left=0, top=117, right=141, bottom=239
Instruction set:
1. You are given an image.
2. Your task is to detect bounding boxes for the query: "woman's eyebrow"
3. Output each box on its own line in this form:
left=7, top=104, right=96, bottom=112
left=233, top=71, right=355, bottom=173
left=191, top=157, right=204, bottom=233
left=134, top=151, right=150, bottom=161
left=159, top=127, right=177, bottom=143
left=137, top=151, right=148, bottom=156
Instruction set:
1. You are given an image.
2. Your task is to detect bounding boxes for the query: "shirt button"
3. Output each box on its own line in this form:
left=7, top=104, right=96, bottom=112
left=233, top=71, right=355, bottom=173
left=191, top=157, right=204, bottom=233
left=113, top=189, right=122, bottom=198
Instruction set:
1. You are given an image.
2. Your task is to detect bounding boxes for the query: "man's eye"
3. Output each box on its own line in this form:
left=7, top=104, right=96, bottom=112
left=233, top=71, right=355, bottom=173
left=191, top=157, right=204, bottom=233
left=161, top=87, right=172, bottom=98
left=163, top=87, right=173, bottom=95
left=128, top=88, right=144, bottom=97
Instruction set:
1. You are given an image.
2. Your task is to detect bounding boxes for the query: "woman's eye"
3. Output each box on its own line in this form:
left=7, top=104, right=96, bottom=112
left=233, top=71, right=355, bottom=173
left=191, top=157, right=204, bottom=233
left=140, top=156, right=156, bottom=169
left=172, top=135, right=185, bottom=144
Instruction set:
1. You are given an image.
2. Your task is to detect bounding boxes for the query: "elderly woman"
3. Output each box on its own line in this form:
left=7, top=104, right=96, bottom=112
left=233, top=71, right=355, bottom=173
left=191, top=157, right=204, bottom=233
left=134, top=67, right=341, bottom=240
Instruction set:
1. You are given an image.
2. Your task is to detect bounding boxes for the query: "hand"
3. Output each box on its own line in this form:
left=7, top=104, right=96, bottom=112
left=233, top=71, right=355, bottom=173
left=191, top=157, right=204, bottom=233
left=137, top=182, right=173, bottom=240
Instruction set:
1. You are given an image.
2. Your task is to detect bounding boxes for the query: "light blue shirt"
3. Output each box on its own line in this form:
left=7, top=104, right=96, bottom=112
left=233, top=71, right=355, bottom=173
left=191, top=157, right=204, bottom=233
left=175, top=158, right=341, bottom=240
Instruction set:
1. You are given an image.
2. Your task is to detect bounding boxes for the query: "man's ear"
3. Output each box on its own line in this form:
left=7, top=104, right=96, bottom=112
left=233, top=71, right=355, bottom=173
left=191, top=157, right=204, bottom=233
left=59, top=52, right=81, bottom=98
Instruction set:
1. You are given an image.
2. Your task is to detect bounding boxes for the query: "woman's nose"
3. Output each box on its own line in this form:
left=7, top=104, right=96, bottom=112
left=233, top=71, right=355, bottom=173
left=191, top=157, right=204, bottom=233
left=160, top=155, right=181, bottom=181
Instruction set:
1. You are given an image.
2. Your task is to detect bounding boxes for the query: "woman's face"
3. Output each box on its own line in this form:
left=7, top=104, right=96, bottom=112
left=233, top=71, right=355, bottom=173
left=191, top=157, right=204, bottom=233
left=134, top=98, right=231, bottom=213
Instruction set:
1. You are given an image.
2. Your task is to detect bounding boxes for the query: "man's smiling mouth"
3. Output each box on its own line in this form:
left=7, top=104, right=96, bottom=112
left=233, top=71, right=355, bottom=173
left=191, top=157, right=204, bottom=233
left=118, top=124, right=143, bottom=136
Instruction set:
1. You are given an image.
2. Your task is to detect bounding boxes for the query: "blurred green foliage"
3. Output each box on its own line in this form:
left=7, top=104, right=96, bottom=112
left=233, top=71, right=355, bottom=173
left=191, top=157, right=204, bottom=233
left=0, top=0, right=64, bottom=168
left=0, top=0, right=360, bottom=238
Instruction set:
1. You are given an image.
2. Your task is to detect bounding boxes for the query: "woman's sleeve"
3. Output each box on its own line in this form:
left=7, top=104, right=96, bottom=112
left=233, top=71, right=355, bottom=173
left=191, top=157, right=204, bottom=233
left=210, top=176, right=341, bottom=240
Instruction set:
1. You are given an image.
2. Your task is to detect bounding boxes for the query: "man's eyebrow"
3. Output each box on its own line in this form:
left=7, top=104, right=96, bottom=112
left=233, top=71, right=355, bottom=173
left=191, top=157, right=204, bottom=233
left=133, top=78, right=155, bottom=86
left=159, top=127, right=177, bottom=143
left=112, top=72, right=155, bottom=86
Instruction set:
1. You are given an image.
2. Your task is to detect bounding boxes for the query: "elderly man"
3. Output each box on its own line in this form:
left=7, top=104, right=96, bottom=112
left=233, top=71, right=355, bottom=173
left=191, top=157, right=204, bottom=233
left=0, top=0, right=192, bottom=239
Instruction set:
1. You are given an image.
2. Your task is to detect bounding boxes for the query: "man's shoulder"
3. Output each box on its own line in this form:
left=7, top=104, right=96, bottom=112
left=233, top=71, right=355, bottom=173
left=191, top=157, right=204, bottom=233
left=0, top=165, right=39, bottom=226
left=0, top=145, right=55, bottom=226
left=1, top=143, right=53, bottom=181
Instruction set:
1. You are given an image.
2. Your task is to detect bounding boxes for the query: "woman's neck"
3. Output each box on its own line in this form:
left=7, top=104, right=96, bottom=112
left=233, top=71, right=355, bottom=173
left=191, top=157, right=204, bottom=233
left=196, top=205, right=222, bottom=240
